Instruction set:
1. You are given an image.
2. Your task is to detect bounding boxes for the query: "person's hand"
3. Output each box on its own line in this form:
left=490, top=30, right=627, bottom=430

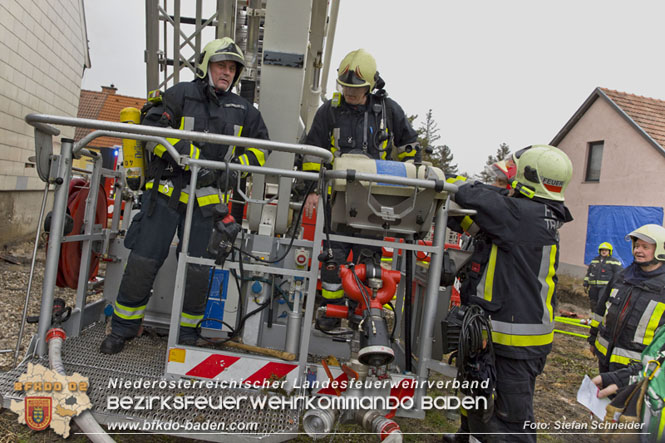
left=591, top=375, right=618, bottom=398
left=589, top=345, right=596, bottom=355
left=304, top=193, right=319, bottom=218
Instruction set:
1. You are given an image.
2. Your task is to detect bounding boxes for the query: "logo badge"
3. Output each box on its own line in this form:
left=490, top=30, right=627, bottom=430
left=25, top=397, right=52, bottom=431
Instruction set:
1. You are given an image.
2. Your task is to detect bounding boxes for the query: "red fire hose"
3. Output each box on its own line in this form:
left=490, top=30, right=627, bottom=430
left=50, top=178, right=108, bottom=289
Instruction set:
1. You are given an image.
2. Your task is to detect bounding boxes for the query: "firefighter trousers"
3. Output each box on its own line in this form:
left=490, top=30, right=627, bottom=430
left=110, top=190, right=214, bottom=338
left=588, top=285, right=603, bottom=311
left=463, top=355, right=546, bottom=443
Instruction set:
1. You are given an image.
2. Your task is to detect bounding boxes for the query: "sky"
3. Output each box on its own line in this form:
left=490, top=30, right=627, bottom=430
left=81, top=0, right=665, bottom=175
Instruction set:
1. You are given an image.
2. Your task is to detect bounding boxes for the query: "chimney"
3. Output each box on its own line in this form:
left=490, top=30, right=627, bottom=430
left=101, top=84, right=117, bottom=94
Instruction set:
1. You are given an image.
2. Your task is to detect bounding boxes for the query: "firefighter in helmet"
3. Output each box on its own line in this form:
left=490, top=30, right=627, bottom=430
left=589, top=224, right=665, bottom=374
left=100, top=37, right=270, bottom=354
left=485, top=158, right=517, bottom=189
left=583, top=242, right=623, bottom=311
left=300, top=48, right=418, bottom=329
left=446, top=145, right=573, bottom=442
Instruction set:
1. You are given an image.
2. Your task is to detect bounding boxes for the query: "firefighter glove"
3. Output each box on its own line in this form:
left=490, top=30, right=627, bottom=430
left=207, top=208, right=242, bottom=266
left=196, top=168, right=218, bottom=189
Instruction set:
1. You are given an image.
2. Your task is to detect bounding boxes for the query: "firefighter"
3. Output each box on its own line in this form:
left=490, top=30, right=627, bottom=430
left=588, top=224, right=665, bottom=374
left=583, top=242, right=623, bottom=311
left=485, top=158, right=516, bottom=189
left=100, top=37, right=269, bottom=354
left=446, top=145, right=574, bottom=442
left=591, top=323, right=665, bottom=441
left=300, top=49, right=418, bottom=327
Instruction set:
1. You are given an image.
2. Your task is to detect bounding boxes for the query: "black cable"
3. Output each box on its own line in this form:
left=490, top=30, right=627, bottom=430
left=350, top=264, right=372, bottom=320
left=231, top=179, right=316, bottom=264
left=314, top=317, right=354, bottom=336
left=456, top=305, right=495, bottom=396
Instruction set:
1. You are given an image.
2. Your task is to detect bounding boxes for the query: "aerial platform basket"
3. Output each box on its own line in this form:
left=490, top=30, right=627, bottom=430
left=329, top=154, right=447, bottom=237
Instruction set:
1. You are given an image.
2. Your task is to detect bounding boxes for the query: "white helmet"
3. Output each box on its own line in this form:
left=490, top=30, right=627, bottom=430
left=197, top=38, right=245, bottom=87
left=625, top=224, right=665, bottom=262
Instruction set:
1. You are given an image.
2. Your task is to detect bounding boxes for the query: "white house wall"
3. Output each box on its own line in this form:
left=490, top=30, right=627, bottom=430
left=0, top=0, right=88, bottom=244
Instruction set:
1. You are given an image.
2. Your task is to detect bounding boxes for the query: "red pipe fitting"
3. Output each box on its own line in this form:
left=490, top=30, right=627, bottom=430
left=340, top=264, right=401, bottom=311
left=324, top=304, right=349, bottom=319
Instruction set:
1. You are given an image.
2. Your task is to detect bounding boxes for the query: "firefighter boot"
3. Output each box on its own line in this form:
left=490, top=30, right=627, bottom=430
left=100, top=334, right=128, bottom=355
left=179, top=326, right=198, bottom=346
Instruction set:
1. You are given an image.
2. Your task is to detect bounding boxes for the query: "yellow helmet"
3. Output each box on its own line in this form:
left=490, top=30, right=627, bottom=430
left=512, top=145, right=573, bottom=201
left=336, top=49, right=377, bottom=90
left=598, top=242, right=613, bottom=254
left=197, top=38, right=245, bottom=87
left=625, top=224, right=665, bottom=262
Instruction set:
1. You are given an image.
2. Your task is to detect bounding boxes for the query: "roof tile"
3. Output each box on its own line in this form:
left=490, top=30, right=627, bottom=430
left=75, top=89, right=145, bottom=148
left=600, top=88, right=665, bottom=149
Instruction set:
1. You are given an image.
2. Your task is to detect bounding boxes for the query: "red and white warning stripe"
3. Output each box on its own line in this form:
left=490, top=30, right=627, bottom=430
left=167, top=348, right=298, bottom=389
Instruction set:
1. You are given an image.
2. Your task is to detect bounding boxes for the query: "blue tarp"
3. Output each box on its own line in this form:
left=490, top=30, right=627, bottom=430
left=585, top=205, right=664, bottom=266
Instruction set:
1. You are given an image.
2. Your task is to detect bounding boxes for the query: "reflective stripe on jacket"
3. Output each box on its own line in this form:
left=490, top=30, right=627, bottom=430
left=584, top=255, right=623, bottom=287
left=589, top=265, right=665, bottom=372
left=452, top=181, right=572, bottom=359
left=142, top=78, right=269, bottom=207
left=303, top=93, right=417, bottom=170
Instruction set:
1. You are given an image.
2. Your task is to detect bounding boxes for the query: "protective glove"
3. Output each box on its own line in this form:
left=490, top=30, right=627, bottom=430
left=207, top=204, right=241, bottom=266
left=196, top=168, right=218, bottom=189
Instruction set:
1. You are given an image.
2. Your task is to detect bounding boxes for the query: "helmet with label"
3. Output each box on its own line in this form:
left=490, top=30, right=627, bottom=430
left=512, top=145, right=573, bottom=201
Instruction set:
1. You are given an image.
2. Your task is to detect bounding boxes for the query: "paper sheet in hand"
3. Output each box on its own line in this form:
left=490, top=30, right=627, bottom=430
left=576, top=375, right=610, bottom=420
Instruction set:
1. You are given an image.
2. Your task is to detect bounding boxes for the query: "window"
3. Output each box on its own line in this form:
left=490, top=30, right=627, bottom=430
left=585, top=141, right=603, bottom=182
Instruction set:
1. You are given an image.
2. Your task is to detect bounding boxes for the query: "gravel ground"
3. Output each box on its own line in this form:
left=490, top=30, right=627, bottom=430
left=0, top=239, right=82, bottom=369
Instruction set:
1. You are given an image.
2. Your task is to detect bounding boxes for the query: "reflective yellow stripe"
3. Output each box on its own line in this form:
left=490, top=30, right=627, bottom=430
left=114, top=302, right=147, bottom=320
left=460, top=216, right=474, bottom=232
left=594, top=337, right=608, bottom=356
left=609, top=354, right=634, bottom=366
left=658, top=409, right=665, bottom=440
left=303, top=162, right=321, bottom=172
left=544, top=245, right=556, bottom=322
left=180, top=312, right=204, bottom=328
left=146, top=182, right=189, bottom=203
left=398, top=150, right=416, bottom=161
left=590, top=319, right=600, bottom=328
left=483, top=244, right=498, bottom=301
left=197, top=193, right=221, bottom=207
left=154, top=144, right=167, bottom=157
left=321, top=289, right=344, bottom=300
left=247, top=147, right=265, bottom=166
left=491, top=330, right=554, bottom=347
left=190, top=144, right=200, bottom=159
left=644, top=303, right=665, bottom=344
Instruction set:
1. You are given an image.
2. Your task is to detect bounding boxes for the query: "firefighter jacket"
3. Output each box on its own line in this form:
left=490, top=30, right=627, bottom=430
left=584, top=255, right=623, bottom=289
left=302, top=92, right=418, bottom=172
left=451, top=181, right=572, bottom=359
left=589, top=263, right=665, bottom=371
left=599, top=324, right=665, bottom=442
left=143, top=78, right=269, bottom=212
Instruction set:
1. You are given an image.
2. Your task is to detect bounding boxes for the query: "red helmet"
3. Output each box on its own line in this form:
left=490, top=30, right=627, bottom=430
left=486, top=159, right=517, bottom=188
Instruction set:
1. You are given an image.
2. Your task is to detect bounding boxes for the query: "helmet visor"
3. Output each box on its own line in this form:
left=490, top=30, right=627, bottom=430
left=626, top=232, right=656, bottom=244
left=337, top=69, right=369, bottom=87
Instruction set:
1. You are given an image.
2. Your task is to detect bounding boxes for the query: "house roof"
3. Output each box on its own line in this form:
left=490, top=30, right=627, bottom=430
left=551, top=87, right=665, bottom=159
left=75, top=86, right=145, bottom=148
